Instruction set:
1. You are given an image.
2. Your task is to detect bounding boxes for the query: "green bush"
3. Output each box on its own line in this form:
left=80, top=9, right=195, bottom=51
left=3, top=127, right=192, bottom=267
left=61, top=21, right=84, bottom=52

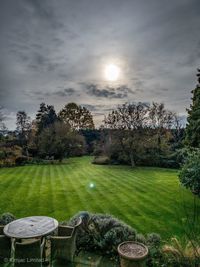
left=147, top=233, right=162, bottom=247
left=0, top=150, right=6, bottom=160
left=63, top=211, right=164, bottom=267
left=15, top=156, right=29, bottom=166
left=0, top=212, right=16, bottom=225
left=64, top=211, right=137, bottom=256
left=136, top=152, right=180, bottom=169
left=179, top=149, right=200, bottom=196
left=135, top=233, right=147, bottom=244
left=145, top=233, right=163, bottom=267
left=92, top=156, right=110, bottom=165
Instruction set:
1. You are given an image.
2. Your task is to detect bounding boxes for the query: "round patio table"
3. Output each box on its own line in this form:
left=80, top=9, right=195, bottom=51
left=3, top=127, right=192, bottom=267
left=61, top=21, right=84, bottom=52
left=3, top=216, right=58, bottom=239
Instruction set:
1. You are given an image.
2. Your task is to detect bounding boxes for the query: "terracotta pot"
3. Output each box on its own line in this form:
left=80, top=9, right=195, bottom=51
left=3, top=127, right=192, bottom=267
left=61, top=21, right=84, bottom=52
left=118, top=241, right=148, bottom=267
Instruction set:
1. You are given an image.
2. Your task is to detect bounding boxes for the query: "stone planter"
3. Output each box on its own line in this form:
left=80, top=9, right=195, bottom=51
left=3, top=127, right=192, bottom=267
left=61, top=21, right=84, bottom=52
left=118, top=241, right=148, bottom=267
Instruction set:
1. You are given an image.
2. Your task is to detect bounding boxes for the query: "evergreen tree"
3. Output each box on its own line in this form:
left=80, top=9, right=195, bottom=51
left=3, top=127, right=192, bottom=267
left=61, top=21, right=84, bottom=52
left=185, top=69, right=200, bottom=147
left=36, top=103, right=58, bottom=134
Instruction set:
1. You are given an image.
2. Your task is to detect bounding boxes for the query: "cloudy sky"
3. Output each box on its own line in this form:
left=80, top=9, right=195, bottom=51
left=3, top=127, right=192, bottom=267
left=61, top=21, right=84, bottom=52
left=0, top=0, right=199, bottom=129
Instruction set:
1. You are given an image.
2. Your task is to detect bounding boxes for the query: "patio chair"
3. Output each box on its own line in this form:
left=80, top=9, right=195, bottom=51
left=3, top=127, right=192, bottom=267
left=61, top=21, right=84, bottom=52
left=12, top=238, right=45, bottom=267
left=50, top=217, right=82, bottom=263
left=0, top=234, right=11, bottom=263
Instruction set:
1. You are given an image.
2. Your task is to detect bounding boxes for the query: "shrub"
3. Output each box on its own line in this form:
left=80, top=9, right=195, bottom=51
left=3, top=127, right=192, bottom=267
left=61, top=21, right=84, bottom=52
left=64, top=211, right=137, bottom=256
left=146, top=233, right=163, bottom=267
left=0, top=212, right=16, bottom=225
left=147, top=233, right=162, bottom=247
left=0, top=150, right=6, bottom=160
left=179, top=149, right=200, bottom=196
left=136, top=233, right=147, bottom=244
left=15, top=156, right=28, bottom=166
left=63, top=211, right=164, bottom=267
left=92, top=156, right=110, bottom=165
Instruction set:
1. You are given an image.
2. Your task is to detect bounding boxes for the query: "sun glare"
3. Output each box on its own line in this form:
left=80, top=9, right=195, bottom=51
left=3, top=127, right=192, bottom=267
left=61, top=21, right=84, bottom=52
left=105, top=64, right=120, bottom=81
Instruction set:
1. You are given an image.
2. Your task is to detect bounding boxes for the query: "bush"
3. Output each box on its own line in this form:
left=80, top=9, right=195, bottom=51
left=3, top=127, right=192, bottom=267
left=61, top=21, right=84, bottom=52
left=0, top=212, right=16, bottom=225
left=0, top=150, right=6, bottom=160
left=136, top=233, right=147, bottom=244
left=136, top=152, right=180, bottom=169
left=62, top=211, right=164, bottom=267
left=15, top=156, right=28, bottom=166
left=147, top=233, right=161, bottom=247
left=179, top=149, right=200, bottom=196
left=92, top=156, right=110, bottom=165
left=146, top=233, right=163, bottom=267
left=63, top=211, right=137, bottom=256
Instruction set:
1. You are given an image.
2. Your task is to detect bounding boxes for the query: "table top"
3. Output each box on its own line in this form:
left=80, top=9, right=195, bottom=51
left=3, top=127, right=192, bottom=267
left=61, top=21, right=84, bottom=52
left=3, top=216, right=58, bottom=239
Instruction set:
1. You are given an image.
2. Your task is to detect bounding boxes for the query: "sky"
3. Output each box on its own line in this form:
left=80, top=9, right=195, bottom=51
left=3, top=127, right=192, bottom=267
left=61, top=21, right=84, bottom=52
left=0, top=0, right=200, bottom=129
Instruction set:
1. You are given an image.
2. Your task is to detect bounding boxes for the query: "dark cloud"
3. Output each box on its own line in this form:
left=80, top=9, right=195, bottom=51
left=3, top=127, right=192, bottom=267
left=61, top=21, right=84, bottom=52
left=85, top=84, right=134, bottom=99
left=54, top=88, right=75, bottom=97
left=25, top=87, right=76, bottom=99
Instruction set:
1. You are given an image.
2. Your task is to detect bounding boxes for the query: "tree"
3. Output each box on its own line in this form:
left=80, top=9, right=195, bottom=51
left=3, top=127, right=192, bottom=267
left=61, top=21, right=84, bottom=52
left=170, top=114, right=185, bottom=150
left=104, top=102, right=149, bottom=167
left=148, top=102, right=175, bottom=153
left=38, top=121, right=85, bottom=161
left=179, top=149, right=200, bottom=196
left=185, top=69, right=200, bottom=148
left=16, top=111, right=31, bottom=155
left=102, top=102, right=181, bottom=167
left=36, top=103, right=58, bottom=134
left=59, top=103, right=95, bottom=130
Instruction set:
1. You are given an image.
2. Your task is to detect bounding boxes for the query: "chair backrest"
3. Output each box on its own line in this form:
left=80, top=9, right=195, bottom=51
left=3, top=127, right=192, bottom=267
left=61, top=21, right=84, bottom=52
left=72, top=216, right=83, bottom=238
left=0, top=235, right=11, bottom=261
left=58, top=217, right=83, bottom=237
left=50, top=217, right=83, bottom=262
left=74, top=216, right=82, bottom=229
left=58, top=225, right=74, bottom=237
left=14, top=239, right=42, bottom=266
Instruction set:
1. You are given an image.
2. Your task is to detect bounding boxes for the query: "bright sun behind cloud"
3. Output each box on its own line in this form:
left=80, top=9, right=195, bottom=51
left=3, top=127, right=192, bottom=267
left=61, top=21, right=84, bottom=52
left=105, top=64, right=120, bottom=81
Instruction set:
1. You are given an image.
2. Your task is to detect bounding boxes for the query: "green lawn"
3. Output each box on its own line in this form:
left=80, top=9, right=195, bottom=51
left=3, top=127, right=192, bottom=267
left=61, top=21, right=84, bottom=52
left=0, top=156, right=199, bottom=240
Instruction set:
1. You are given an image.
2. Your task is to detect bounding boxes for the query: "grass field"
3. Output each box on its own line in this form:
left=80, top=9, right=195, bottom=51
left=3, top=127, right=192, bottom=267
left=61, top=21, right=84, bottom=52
left=0, top=156, right=199, bottom=240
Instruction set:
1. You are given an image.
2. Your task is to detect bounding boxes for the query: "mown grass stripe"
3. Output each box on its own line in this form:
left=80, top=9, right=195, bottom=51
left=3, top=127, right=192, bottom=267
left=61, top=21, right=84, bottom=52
left=0, top=156, right=199, bottom=240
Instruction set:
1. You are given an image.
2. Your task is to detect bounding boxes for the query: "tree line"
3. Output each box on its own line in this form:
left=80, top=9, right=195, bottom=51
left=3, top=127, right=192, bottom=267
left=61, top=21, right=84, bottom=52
left=0, top=102, right=95, bottom=165
left=94, top=102, right=184, bottom=167
left=0, top=68, right=200, bottom=174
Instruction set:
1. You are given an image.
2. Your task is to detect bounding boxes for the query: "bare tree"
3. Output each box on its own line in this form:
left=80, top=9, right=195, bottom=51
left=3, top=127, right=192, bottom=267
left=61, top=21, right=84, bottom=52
left=148, top=102, right=175, bottom=152
left=16, top=111, right=31, bottom=156
left=104, top=102, right=149, bottom=167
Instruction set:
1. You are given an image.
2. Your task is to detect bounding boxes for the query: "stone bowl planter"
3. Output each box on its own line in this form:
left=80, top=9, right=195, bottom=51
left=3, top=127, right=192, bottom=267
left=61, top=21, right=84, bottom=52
left=118, top=241, right=148, bottom=267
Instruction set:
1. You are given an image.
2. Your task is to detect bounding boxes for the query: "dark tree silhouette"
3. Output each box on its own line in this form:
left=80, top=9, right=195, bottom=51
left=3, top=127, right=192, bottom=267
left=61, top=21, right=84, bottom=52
left=16, top=111, right=31, bottom=155
left=36, top=103, right=58, bottom=134
left=185, top=69, right=200, bottom=148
